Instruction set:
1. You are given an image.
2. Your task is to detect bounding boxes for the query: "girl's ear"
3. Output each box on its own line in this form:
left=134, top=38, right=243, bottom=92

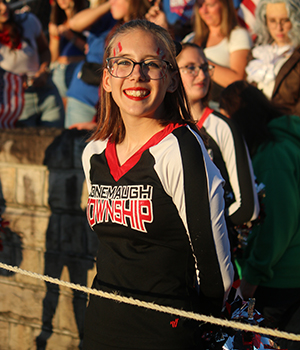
left=102, top=69, right=112, bottom=92
left=167, top=71, right=179, bottom=93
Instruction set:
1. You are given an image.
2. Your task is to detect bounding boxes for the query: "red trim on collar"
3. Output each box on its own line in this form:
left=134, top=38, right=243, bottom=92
left=196, top=107, right=214, bottom=129
left=106, top=123, right=185, bottom=181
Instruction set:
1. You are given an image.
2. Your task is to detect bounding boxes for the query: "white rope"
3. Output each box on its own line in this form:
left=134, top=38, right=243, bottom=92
left=1, top=262, right=300, bottom=342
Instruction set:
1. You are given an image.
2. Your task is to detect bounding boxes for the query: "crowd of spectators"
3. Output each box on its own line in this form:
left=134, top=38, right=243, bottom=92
left=1, top=0, right=300, bottom=126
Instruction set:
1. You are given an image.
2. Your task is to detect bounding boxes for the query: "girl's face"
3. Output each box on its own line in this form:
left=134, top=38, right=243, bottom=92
left=56, top=0, right=74, bottom=11
left=109, top=0, right=130, bottom=21
left=266, top=2, right=292, bottom=46
left=0, top=0, right=9, bottom=26
left=198, top=0, right=222, bottom=28
left=177, top=47, right=210, bottom=104
left=103, top=29, right=177, bottom=122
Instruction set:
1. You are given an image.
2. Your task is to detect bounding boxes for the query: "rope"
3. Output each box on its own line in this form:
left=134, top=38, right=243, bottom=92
left=1, top=262, right=300, bottom=342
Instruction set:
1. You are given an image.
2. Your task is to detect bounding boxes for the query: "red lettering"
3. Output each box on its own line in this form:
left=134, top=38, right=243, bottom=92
left=87, top=198, right=96, bottom=227
left=134, top=199, right=140, bottom=231
left=138, top=200, right=153, bottom=232
left=95, top=199, right=106, bottom=223
left=114, top=200, right=122, bottom=224
left=87, top=197, right=153, bottom=233
left=105, top=200, right=114, bottom=222
left=122, top=200, right=136, bottom=229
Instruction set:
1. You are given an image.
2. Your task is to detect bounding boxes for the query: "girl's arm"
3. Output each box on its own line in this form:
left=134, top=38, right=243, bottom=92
left=68, top=1, right=111, bottom=32
left=157, top=127, right=234, bottom=315
left=208, top=49, right=249, bottom=87
left=211, top=113, right=260, bottom=225
left=207, top=27, right=252, bottom=88
left=32, top=31, right=51, bottom=87
left=48, top=22, right=60, bottom=62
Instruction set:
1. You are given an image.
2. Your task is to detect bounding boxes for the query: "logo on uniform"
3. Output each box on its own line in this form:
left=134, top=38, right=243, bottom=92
left=87, top=184, right=153, bottom=233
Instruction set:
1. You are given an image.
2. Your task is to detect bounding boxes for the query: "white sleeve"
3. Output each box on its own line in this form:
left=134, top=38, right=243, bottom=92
left=150, top=127, right=234, bottom=304
left=228, top=27, right=252, bottom=53
left=82, top=140, right=108, bottom=194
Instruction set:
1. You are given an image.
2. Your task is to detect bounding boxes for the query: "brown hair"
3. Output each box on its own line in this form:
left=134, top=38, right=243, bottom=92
left=91, top=19, right=196, bottom=143
left=50, top=0, right=88, bottom=25
left=127, top=0, right=152, bottom=21
left=193, top=0, right=238, bottom=46
left=177, top=42, right=212, bottom=107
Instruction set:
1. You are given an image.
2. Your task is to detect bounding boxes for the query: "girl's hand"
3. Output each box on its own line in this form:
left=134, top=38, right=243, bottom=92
left=145, top=2, right=168, bottom=30
left=31, top=66, right=50, bottom=88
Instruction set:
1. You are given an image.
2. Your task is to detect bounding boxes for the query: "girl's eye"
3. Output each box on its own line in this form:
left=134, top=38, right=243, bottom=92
left=116, top=59, right=132, bottom=66
left=187, top=65, right=197, bottom=72
left=144, top=60, right=161, bottom=69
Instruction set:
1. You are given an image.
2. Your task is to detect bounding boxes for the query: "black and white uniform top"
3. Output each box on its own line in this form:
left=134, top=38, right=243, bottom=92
left=198, top=108, right=260, bottom=227
left=82, top=123, right=234, bottom=350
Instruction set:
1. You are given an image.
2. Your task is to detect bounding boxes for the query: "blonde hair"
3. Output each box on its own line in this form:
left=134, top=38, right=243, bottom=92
left=91, top=19, right=195, bottom=143
left=193, top=0, right=238, bottom=46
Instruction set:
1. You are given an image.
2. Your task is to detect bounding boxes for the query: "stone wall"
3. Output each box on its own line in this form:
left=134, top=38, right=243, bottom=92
left=0, top=128, right=98, bottom=350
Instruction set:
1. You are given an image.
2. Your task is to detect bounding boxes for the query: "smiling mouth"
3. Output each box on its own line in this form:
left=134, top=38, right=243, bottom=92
left=124, top=89, right=150, bottom=98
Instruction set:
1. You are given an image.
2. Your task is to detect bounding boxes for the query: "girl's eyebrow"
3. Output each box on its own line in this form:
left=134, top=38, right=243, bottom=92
left=179, top=62, right=197, bottom=66
left=111, top=53, right=162, bottom=60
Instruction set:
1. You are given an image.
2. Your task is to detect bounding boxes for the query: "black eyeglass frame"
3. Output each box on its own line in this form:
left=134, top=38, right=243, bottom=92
left=106, top=57, right=174, bottom=80
left=179, top=63, right=215, bottom=76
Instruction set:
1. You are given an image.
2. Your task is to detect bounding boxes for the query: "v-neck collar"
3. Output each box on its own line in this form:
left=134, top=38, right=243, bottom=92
left=105, top=123, right=184, bottom=181
left=196, top=107, right=213, bottom=129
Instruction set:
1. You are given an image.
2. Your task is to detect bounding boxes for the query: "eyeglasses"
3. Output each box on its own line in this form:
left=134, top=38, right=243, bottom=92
left=266, top=17, right=291, bottom=28
left=106, top=57, right=174, bottom=80
left=179, top=64, right=214, bottom=77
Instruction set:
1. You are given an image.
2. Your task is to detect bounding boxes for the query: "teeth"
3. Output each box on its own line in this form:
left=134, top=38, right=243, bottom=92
left=125, top=90, right=149, bottom=97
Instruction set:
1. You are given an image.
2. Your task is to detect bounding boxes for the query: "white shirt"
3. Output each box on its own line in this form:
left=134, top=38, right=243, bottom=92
left=183, top=27, right=252, bottom=68
left=204, top=27, right=252, bottom=67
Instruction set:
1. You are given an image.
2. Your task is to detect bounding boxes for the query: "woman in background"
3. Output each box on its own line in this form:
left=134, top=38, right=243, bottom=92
left=246, top=0, right=300, bottom=117
left=183, top=0, right=251, bottom=106
left=177, top=43, right=259, bottom=279
left=220, top=80, right=300, bottom=350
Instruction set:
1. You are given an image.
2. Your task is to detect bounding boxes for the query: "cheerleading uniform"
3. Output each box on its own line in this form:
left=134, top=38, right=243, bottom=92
left=82, top=123, right=233, bottom=350
left=197, top=108, right=260, bottom=227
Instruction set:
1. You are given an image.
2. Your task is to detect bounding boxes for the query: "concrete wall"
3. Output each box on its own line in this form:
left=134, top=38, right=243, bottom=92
left=0, top=128, right=98, bottom=350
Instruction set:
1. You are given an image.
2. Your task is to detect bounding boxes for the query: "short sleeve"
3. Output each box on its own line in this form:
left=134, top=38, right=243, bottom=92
left=18, top=12, right=42, bottom=40
left=228, top=27, right=252, bottom=53
left=29, top=13, right=42, bottom=38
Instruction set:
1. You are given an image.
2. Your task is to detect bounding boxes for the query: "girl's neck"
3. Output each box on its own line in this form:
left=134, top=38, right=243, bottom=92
left=189, top=100, right=205, bottom=123
left=116, top=117, right=164, bottom=166
left=273, top=41, right=292, bottom=48
left=208, top=25, right=223, bottom=37
left=206, top=25, right=224, bottom=46
left=65, top=8, right=73, bottom=20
